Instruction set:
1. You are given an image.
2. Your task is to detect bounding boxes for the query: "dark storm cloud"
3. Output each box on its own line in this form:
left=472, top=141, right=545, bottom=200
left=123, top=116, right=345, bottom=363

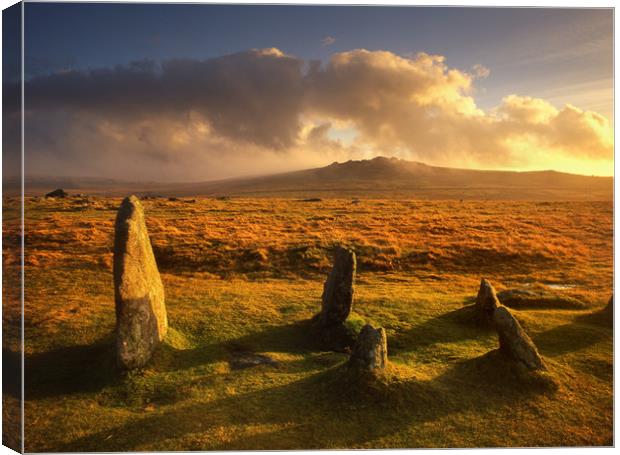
left=22, top=48, right=305, bottom=150
left=16, top=47, right=613, bottom=180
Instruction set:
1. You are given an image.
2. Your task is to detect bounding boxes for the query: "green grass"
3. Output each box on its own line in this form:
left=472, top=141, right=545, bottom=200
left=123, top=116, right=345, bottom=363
left=18, top=270, right=612, bottom=450
left=3, top=197, right=613, bottom=450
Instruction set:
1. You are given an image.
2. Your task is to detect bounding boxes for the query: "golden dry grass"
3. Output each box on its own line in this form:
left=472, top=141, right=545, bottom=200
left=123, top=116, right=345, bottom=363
left=2, top=195, right=613, bottom=450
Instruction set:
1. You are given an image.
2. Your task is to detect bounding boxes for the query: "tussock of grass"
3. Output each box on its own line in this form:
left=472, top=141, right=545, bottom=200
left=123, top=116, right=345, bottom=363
left=343, top=311, right=368, bottom=335
left=163, top=327, right=196, bottom=350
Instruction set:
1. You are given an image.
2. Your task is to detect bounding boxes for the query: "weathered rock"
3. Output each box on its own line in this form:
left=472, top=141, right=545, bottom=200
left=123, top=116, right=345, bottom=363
left=475, top=279, right=500, bottom=323
left=229, top=353, right=278, bottom=370
left=493, top=306, right=545, bottom=371
left=45, top=188, right=68, bottom=198
left=350, top=324, right=388, bottom=371
left=319, top=247, right=356, bottom=327
left=496, top=288, right=537, bottom=302
left=114, top=195, right=167, bottom=369
left=497, top=288, right=585, bottom=310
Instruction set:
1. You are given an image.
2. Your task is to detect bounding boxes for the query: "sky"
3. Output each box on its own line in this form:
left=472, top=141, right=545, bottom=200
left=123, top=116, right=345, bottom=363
left=3, top=3, right=614, bottom=181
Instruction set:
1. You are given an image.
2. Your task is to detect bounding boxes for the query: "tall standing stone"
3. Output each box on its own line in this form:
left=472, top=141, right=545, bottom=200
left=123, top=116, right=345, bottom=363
left=349, top=324, right=388, bottom=371
left=493, top=306, right=545, bottom=371
left=475, top=278, right=500, bottom=324
left=114, top=195, right=168, bottom=369
left=319, top=247, right=356, bottom=327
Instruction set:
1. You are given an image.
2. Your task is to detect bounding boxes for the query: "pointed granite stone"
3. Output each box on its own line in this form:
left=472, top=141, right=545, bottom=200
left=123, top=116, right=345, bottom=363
left=493, top=306, right=545, bottom=371
left=319, top=246, right=356, bottom=327
left=114, top=195, right=167, bottom=369
left=475, top=278, right=501, bottom=324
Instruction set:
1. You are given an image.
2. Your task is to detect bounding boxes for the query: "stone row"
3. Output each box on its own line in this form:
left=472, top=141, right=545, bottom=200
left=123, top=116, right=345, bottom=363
left=112, top=194, right=608, bottom=374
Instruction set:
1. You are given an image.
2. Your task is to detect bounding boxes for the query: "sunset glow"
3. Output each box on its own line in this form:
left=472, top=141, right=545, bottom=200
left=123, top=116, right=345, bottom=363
left=4, top=4, right=613, bottom=180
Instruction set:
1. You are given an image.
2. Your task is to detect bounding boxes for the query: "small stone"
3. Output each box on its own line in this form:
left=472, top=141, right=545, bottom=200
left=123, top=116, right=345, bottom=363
left=45, top=188, right=68, bottom=198
left=319, top=247, right=356, bottom=327
left=475, top=279, right=500, bottom=323
left=229, top=353, right=278, bottom=370
left=493, top=306, right=545, bottom=371
left=350, top=324, right=388, bottom=371
left=114, top=195, right=168, bottom=369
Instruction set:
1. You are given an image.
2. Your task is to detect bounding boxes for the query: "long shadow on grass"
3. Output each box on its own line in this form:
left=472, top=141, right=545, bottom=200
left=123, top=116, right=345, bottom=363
left=2, top=349, right=21, bottom=398
left=54, top=351, right=553, bottom=452
left=154, top=319, right=322, bottom=373
left=533, top=318, right=611, bottom=358
left=575, top=308, right=614, bottom=328
left=225, top=319, right=321, bottom=354
left=24, top=335, right=121, bottom=400
left=24, top=319, right=322, bottom=401
left=389, top=305, right=490, bottom=354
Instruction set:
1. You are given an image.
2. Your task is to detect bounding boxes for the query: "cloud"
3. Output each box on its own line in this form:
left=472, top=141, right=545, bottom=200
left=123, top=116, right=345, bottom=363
left=321, top=36, right=336, bottom=47
left=23, top=48, right=304, bottom=150
left=472, top=64, right=490, bottom=79
left=498, top=95, right=558, bottom=124
left=495, top=95, right=612, bottom=159
left=13, top=47, right=613, bottom=180
left=305, top=49, right=612, bottom=167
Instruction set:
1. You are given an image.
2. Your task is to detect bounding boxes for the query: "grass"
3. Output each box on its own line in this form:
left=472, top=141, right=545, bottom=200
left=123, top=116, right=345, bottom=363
left=2, top=195, right=613, bottom=450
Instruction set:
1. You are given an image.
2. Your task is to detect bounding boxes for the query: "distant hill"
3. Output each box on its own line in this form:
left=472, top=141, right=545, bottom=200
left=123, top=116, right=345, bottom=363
left=12, top=156, right=613, bottom=200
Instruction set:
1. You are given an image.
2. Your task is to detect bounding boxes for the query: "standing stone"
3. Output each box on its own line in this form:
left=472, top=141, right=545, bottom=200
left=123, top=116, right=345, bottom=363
left=493, top=306, right=545, bottom=371
left=114, top=195, right=168, bottom=369
left=350, top=324, right=388, bottom=371
left=319, top=247, right=356, bottom=327
left=475, top=279, right=500, bottom=323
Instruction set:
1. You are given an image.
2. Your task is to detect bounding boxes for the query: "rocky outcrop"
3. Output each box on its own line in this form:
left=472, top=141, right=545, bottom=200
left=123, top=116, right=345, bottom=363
left=114, top=195, right=168, bottom=369
left=349, top=324, right=388, bottom=371
left=45, top=188, right=68, bottom=198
